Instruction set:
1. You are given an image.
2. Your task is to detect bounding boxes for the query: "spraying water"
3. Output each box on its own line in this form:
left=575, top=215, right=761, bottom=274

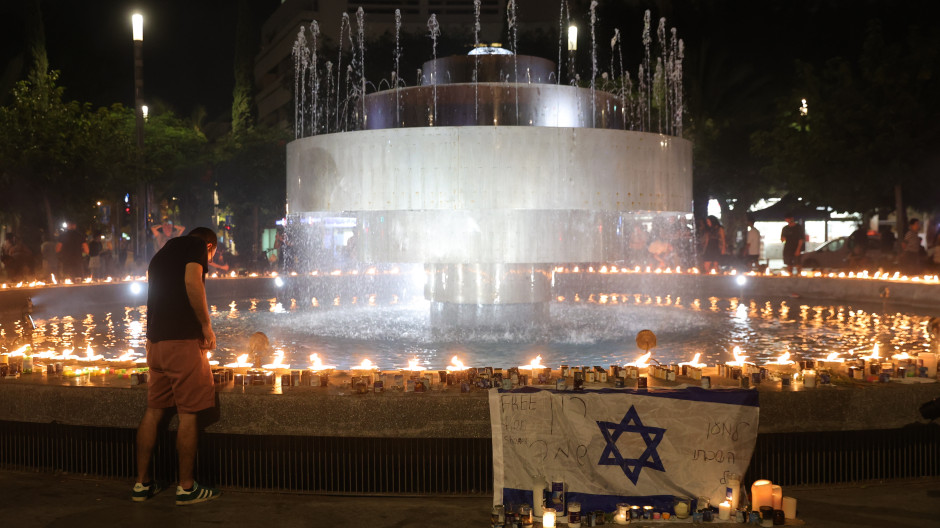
left=657, top=17, right=668, bottom=135
left=473, top=0, right=481, bottom=121
left=394, top=9, right=402, bottom=127
left=641, top=10, right=651, bottom=132
left=590, top=1, right=598, bottom=128
left=324, top=61, right=333, bottom=134
left=507, top=0, right=519, bottom=124
left=335, top=13, right=351, bottom=132
left=356, top=7, right=366, bottom=129
left=557, top=0, right=569, bottom=85
left=309, top=21, right=320, bottom=135
left=291, top=26, right=308, bottom=138
left=289, top=5, right=683, bottom=136
left=427, top=14, right=440, bottom=125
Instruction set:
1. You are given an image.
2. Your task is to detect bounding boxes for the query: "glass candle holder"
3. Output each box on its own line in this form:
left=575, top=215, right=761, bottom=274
left=673, top=496, right=691, bottom=519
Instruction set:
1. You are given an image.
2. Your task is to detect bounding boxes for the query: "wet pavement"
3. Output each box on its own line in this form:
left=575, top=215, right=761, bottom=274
left=0, top=469, right=936, bottom=528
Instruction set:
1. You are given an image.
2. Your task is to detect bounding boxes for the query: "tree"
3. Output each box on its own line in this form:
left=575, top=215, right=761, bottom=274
left=0, top=69, right=101, bottom=232
left=752, top=20, right=940, bottom=220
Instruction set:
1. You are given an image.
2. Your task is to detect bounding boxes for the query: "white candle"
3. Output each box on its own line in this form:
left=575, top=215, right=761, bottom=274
left=782, top=496, right=797, bottom=519
left=751, top=480, right=773, bottom=511
left=802, top=369, right=816, bottom=388
left=917, top=352, right=937, bottom=378
left=728, top=474, right=741, bottom=509
left=532, top=481, right=546, bottom=517
left=771, top=485, right=783, bottom=510
left=718, top=501, right=731, bottom=520
left=542, top=509, right=556, bottom=528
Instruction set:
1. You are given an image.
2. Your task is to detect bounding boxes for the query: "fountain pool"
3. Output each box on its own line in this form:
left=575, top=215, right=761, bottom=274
left=1, top=276, right=932, bottom=371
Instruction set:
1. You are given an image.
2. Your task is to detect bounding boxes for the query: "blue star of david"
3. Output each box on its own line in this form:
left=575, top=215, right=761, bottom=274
left=596, top=405, right=666, bottom=485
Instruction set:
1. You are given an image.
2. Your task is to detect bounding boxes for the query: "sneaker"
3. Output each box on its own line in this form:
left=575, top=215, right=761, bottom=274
left=131, top=481, right=163, bottom=502
left=175, top=481, right=221, bottom=506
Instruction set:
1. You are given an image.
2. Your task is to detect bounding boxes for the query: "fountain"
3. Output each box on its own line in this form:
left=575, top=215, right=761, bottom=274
left=1, top=4, right=938, bottom=499
left=286, top=6, right=692, bottom=330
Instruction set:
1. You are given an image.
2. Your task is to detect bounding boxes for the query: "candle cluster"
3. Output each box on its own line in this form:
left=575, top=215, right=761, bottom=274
left=0, top=344, right=149, bottom=384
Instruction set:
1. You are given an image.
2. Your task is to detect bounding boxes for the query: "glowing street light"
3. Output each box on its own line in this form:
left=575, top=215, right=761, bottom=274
left=131, top=12, right=147, bottom=262
left=567, top=24, right=578, bottom=84
left=567, top=25, right=578, bottom=51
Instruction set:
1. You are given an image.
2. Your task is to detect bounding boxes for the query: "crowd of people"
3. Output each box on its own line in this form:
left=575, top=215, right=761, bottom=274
left=3, top=215, right=939, bottom=282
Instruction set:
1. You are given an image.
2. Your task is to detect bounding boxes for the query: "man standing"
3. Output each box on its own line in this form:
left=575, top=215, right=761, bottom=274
left=744, top=217, right=761, bottom=271
left=56, top=222, right=88, bottom=281
left=780, top=213, right=804, bottom=274
left=133, top=227, right=221, bottom=505
left=900, top=218, right=923, bottom=275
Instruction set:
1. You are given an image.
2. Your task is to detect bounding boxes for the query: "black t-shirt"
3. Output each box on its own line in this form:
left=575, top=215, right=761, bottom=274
left=58, top=229, right=84, bottom=261
left=146, top=235, right=208, bottom=342
left=781, top=223, right=805, bottom=254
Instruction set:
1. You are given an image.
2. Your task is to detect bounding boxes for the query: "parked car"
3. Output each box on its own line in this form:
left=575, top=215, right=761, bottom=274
left=800, top=235, right=888, bottom=270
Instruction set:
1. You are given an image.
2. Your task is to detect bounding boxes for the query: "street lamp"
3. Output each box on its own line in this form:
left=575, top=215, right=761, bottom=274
left=567, top=24, right=578, bottom=85
left=132, top=13, right=146, bottom=263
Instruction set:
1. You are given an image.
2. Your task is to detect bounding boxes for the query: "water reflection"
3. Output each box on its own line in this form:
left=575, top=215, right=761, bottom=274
left=1, top=293, right=931, bottom=370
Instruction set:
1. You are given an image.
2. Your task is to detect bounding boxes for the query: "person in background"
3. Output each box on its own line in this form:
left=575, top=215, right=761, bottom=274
left=87, top=230, right=104, bottom=280
left=928, top=232, right=940, bottom=271
left=133, top=227, right=221, bottom=506
left=208, top=247, right=230, bottom=274
left=702, top=215, right=726, bottom=273
left=744, top=217, right=761, bottom=271
left=151, top=218, right=185, bottom=252
left=848, top=223, right=869, bottom=269
left=780, top=213, right=804, bottom=275
left=2, top=233, right=33, bottom=281
left=57, top=222, right=88, bottom=281
left=900, top=218, right=923, bottom=275
left=40, top=230, right=58, bottom=279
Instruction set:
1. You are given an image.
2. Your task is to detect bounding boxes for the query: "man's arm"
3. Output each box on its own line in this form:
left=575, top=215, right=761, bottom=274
left=184, top=262, right=215, bottom=350
left=174, top=225, right=186, bottom=236
left=150, top=225, right=160, bottom=236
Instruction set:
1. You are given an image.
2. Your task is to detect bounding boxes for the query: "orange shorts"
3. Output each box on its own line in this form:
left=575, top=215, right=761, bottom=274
left=147, top=339, right=215, bottom=414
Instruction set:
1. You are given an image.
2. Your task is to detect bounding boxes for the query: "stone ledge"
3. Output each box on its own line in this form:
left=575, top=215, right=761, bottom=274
left=1, top=380, right=936, bottom=438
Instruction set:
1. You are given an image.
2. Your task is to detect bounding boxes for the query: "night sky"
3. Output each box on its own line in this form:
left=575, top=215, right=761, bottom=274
left=0, top=0, right=281, bottom=121
left=0, top=1, right=938, bottom=123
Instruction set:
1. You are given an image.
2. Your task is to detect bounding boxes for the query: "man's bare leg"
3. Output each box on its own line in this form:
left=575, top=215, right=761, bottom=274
left=176, top=412, right=199, bottom=489
left=136, top=407, right=165, bottom=484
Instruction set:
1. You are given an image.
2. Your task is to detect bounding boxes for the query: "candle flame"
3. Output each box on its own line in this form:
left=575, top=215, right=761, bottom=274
left=262, top=349, right=290, bottom=370
left=891, top=352, right=912, bottom=361
left=824, top=352, right=844, bottom=362
left=354, top=358, right=378, bottom=370
left=519, top=355, right=544, bottom=370
left=406, top=357, right=426, bottom=371
left=627, top=351, right=651, bottom=368
left=726, top=346, right=754, bottom=366
left=446, top=355, right=467, bottom=371
left=308, top=353, right=335, bottom=371
left=224, top=353, right=253, bottom=368
left=678, top=352, right=706, bottom=368
left=766, top=351, right=794, bottom=365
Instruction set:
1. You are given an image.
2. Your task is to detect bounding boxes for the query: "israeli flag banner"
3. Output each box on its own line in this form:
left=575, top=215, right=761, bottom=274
left=489, top=387, right=760, bottom=512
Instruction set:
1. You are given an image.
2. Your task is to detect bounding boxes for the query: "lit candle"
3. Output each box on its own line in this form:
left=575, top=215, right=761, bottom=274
left=542, top=508, right=556, bottom=528
left=224, top=353, right=253, bottom=375
left=802, top=369, right=816, bottom=388
left=771, top=485, right=783, bottom=510
left=782, top=496, right=797, bottom=519
left=751, top=479, right=773, bottom=511
left=718, top=501, right=731, bottom=521
left=917, top=352, right=937, bottom=378
left=614, top=503, right=629, bottom=525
